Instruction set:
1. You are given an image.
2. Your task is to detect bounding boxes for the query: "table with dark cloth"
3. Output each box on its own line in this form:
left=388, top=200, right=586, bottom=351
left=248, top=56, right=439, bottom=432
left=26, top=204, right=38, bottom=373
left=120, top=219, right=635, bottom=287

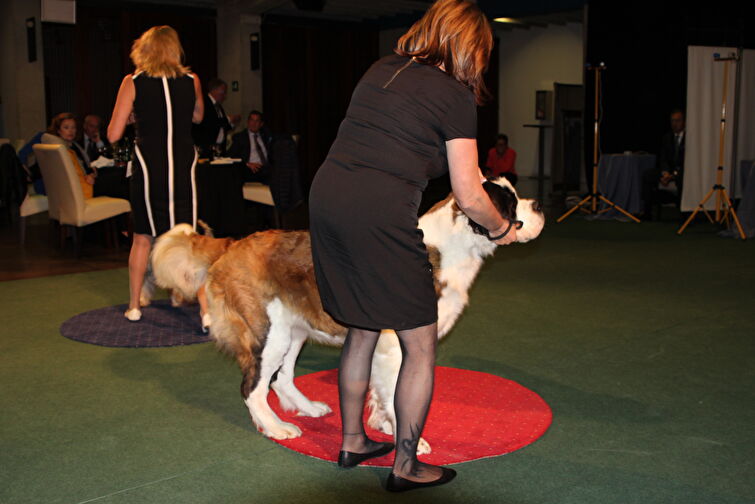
left=734, top=160, right=755, bottom=238
left=596, top=153, right=656, bottom=220
left=93, top=166, right=129, bottom=200
left=196, top=160, right=245, bottom=237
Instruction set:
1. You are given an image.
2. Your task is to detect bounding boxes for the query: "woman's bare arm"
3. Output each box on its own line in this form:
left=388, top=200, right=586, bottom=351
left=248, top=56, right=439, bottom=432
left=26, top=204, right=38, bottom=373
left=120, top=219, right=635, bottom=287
left=446, top=138, right=517, bottom=244
left=191, top=74, right=204, bottom=124
left=107, top=75, right=135, bottom=144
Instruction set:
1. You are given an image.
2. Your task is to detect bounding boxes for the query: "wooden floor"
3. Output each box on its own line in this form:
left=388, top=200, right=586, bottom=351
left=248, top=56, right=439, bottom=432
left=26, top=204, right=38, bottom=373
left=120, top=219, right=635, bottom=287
left=0, top=213, right=130, bottom=281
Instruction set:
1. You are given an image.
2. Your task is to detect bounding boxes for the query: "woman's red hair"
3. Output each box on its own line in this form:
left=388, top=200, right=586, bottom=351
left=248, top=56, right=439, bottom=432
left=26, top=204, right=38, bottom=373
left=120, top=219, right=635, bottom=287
left=396, top=0, right=493, bottom=104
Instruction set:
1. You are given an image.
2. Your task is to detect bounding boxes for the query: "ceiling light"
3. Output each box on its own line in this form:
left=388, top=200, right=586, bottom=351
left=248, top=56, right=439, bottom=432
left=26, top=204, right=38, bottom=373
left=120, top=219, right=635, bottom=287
left=494, top=17, right=524, bottom=24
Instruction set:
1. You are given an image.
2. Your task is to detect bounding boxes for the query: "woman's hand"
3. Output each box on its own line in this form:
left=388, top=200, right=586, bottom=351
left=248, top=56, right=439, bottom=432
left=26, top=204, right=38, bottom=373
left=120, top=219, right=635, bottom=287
left=85, top=174, right=96, bottom=186
left=489, top=220, right=517, bottom=245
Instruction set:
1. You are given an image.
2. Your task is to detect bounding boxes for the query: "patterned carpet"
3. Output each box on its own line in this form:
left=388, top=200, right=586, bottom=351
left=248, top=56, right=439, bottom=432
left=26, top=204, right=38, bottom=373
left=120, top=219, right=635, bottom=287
left=60, top=299, right=210, bottom=347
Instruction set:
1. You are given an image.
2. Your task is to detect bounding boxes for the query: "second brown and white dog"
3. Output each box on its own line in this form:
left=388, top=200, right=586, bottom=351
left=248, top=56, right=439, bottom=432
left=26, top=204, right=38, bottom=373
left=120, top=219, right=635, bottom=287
left=149, top=178, right=544, bottom=454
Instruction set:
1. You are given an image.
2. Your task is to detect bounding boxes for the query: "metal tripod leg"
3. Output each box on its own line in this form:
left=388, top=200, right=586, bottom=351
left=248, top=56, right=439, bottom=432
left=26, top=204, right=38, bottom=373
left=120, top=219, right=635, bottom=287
left=598, top=195, right=641, bottom=223
left=557, top=194, right=593, bottom=223
left=678, top=187, right=715, bottom=234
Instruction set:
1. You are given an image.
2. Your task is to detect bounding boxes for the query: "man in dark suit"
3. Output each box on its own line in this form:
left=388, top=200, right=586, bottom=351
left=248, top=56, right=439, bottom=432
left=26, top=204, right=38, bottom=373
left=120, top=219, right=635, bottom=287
left=228, top=110, right=272, bottom=184
left=642, top=109, right=685, bottom=219
left=192, top=78, right=240, bottom=157
left=81, top=114, right=111, bottom=161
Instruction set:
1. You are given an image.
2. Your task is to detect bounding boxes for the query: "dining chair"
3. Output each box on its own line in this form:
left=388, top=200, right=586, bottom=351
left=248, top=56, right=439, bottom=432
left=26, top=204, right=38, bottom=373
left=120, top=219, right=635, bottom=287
left=33, top=144, right=130, bottom=255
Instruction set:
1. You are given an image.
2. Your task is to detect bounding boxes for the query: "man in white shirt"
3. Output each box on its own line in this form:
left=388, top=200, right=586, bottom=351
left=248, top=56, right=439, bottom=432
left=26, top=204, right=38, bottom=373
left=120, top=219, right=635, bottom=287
left=228, top=110, right=272, bottom=184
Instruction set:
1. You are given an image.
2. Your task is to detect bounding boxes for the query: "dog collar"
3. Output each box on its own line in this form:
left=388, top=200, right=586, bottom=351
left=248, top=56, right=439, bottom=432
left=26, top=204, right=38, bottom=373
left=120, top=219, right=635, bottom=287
left=488, top=219, right=523, bottom=241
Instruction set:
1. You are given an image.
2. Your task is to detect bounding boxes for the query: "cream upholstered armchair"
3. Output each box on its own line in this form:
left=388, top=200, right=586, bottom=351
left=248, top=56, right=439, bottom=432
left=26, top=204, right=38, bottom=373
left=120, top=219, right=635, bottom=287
left=33, top=144, right=130, bottom=254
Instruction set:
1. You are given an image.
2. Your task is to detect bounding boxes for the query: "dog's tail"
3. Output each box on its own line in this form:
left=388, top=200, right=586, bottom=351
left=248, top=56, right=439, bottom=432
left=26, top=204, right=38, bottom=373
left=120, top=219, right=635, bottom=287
left=151, top=223, right=230, bottom=301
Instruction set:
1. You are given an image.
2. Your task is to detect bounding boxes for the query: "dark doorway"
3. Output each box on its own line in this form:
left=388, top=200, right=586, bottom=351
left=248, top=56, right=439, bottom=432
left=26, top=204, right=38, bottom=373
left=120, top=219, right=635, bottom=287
left=552, top=83, right=584, bottom=196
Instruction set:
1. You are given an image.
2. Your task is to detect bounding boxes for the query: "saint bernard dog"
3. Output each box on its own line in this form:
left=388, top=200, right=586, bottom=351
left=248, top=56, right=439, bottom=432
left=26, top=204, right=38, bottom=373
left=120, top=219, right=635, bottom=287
left=147, top=177, right=544, bottom=454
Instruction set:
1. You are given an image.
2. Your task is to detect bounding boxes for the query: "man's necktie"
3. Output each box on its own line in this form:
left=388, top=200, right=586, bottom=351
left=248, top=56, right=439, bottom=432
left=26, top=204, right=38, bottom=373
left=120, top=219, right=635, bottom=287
left=253, top=133, right=267, bottom=165
left=674, top=134, right=681, bottom=165
left=86, top=139, right=98, bottom=162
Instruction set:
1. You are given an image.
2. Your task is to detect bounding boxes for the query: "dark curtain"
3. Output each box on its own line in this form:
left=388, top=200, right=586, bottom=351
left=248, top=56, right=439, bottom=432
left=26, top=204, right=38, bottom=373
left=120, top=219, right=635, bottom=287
left=43, top=2, right=216, bottom=127
left=584, top=1, right=754, bottom=188
left=477, top=37, right=500, bottom=164
left=261, top=17, right=379, bottom=190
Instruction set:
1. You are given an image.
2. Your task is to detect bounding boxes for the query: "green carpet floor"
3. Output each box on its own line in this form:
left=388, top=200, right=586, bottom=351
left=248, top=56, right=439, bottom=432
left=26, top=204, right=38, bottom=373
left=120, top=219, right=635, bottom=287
left=1, top=218, right=753, bottom=504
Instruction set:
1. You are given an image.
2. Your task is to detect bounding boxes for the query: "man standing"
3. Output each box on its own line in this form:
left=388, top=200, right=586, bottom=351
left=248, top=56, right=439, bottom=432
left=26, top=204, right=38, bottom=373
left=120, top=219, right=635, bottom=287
left=484, top=134, right=518, bottom=186
left=642, top=109, right=685, bottom=219
left=81, top=114, right=110, bottom=162
left=192, top=78, right=240, bottom=157
left=228, top=110, right=272, bottom=184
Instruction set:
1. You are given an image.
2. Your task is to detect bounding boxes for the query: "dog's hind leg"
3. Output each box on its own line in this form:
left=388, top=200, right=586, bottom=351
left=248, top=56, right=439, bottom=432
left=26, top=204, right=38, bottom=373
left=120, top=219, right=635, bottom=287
left=244, top=298, right=302, bottom=440
left=271, top=325, right=332, bottom=418
left=197, top=284, right=211, bottom=332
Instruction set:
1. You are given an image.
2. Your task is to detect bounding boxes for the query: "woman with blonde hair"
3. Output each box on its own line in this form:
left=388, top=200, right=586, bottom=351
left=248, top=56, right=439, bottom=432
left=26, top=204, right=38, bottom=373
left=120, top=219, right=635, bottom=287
left=108, top=25, right=203, bottom=321
left=309, top=0, right=515, bottom=492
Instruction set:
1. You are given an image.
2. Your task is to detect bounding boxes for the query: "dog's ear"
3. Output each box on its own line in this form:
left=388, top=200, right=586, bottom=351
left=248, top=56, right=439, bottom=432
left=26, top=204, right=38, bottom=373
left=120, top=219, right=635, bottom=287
left=467, top=181, right=518, bottom=236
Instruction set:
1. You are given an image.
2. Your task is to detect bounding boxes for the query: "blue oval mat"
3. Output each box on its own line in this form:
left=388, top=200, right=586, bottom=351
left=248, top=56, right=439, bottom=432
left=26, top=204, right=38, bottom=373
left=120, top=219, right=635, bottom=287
left=60, top=299, right=211, bottom=348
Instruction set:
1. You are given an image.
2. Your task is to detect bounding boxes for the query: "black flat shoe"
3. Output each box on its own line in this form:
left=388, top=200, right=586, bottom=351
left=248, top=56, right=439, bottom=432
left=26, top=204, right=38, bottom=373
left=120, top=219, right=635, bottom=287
left=385, top=467, right=457, bottom=492
left=337, top=442, right=395, bottom=468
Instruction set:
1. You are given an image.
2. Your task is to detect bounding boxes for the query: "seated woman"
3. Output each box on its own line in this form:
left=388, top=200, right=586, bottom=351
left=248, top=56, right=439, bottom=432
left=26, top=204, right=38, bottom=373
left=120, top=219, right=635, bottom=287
left=41, top=113, right=96, bottom=199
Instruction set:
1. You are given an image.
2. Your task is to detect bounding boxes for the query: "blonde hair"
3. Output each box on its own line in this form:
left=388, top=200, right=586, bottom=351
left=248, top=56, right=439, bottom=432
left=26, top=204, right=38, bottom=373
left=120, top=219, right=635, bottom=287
left=396, top=0, right=492, bottom=103
left=130, top=26, right=190, bottom=78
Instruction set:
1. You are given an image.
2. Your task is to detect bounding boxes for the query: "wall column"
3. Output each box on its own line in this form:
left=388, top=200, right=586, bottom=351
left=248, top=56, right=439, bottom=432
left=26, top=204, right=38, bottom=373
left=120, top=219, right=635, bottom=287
left=0, top=0, right=46, bottom=142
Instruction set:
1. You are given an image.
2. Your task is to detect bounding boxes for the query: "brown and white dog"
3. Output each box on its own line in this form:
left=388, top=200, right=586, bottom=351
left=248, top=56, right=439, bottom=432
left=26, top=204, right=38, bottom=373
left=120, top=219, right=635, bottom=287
left=149, top=178, right=544, bottom=454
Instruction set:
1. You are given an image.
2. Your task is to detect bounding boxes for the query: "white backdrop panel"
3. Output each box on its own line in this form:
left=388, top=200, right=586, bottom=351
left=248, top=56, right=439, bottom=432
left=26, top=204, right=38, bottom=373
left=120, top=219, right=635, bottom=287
left=682, top=46, right=738, bottom=211
left=733, top=49, right=755, bottom=198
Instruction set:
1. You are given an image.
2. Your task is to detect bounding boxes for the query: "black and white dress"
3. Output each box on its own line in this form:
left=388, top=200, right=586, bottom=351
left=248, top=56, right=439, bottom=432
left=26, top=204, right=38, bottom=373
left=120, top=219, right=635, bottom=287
left=130, top=72, right=197, bottom=236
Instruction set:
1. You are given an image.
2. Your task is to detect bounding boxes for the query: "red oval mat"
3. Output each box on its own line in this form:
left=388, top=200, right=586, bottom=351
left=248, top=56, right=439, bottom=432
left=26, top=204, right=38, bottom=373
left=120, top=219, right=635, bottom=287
left=268, top=366, right=552, bottom=465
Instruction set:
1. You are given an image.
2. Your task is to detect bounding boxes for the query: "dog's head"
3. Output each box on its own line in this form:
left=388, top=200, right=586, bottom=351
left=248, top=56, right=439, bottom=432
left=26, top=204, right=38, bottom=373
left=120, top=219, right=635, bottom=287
left=467, top=177, right=544, bottom=244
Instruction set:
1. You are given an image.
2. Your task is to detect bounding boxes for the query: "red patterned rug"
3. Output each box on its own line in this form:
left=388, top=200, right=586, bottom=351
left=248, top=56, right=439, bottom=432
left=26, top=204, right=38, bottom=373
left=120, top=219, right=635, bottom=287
left=268, top=366, right=552, bottom=466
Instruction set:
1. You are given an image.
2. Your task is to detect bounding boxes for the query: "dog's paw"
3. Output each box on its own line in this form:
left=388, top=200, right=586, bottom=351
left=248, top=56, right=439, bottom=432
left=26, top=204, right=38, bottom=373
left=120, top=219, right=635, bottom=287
left=139, top=295, right=151, bottom=307
left=170, top=289, right=187, bottom=307
left=262, top=421, right=302, bottom=440
left=379, top=420, right=394, bottom=435
left=296, top=401, right=331, bottom=418
left=416, top=437, right=432, bottom=455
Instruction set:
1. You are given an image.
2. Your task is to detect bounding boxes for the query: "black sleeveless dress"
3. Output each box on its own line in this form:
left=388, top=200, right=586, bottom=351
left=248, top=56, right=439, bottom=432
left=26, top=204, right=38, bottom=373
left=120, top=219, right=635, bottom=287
left=309, top=55, right=477, bottom=331
left=130, top=73, right=197, bottom=236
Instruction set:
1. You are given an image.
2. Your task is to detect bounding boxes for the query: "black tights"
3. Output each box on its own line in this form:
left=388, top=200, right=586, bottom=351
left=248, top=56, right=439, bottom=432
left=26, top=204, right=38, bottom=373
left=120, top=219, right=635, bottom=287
left=338, top=322, right=442, bottom=482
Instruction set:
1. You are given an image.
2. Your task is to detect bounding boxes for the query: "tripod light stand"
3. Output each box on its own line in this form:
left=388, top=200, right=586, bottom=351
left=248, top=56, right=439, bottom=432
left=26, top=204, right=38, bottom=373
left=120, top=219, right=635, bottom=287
left=557, top=63, right=640, bottom=223
left=677, top=52, right=746, bottom=239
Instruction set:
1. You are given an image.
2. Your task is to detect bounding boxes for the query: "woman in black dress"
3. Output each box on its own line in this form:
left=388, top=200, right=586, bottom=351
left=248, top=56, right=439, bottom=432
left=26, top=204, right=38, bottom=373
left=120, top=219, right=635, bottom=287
left=107, top=26, right=203, bottom=321
left=310, top=0, right=518, bottom=492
